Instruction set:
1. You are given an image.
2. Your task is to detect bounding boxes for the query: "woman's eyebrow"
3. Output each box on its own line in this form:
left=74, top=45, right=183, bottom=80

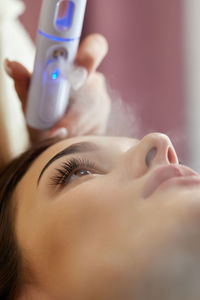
left=37, top=142, right=100, bottom=185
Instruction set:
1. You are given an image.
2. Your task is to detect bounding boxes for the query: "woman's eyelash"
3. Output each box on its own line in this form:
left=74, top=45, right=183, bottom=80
left=50, top=157, right=103, bottom=187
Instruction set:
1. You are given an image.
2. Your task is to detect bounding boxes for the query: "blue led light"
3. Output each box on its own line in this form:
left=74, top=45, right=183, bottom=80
left=56, top=1, right=74, bottom=30
left=38, top=29, right=80, bottom=43
left=52, top=70, right=60, bottom=80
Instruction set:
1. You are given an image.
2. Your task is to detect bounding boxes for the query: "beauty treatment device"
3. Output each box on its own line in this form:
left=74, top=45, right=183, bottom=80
left=26, top=0, right=87, bottom=130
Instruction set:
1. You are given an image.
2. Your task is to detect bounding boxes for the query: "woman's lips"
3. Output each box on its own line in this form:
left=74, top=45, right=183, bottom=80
left=143, top=164, right=200, bottom=198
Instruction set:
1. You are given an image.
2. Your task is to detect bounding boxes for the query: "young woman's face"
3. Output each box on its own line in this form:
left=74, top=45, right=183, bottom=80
left=15, top=133, right=200, bottom=299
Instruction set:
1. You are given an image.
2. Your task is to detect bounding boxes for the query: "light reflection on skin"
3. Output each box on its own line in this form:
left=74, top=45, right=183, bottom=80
left=14, top=134, right=200, bottom=300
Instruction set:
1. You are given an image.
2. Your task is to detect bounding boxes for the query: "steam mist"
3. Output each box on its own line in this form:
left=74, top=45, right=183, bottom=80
left=106, top=86, right=139, bottom=138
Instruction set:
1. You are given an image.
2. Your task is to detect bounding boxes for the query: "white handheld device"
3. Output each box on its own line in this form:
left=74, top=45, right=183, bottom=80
left=26, top=0, right=87, bottom=130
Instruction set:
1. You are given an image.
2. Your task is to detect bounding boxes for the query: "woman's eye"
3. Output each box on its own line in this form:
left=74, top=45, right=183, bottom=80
left=69, top=169, right=92, bottom=183
left=50, top=158, right=105, bottom=188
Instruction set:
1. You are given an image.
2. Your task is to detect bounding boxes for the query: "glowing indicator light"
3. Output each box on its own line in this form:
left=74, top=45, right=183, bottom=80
left=52, top=70, right=60, bottom=80
left=56, top=1, right=75, bottom=31
left=38, top=29, right=79, bottom=42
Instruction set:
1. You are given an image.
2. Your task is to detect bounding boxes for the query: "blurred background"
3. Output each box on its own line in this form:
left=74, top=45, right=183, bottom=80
left=1, top=0, right=200, bottom=171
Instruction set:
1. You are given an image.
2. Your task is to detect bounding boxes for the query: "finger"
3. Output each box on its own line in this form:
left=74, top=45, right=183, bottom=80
left=49, top=111, right=79, bottom=137
left=70, top=107, right=109, bottom=136
left=51, top=106, right=108, bottom=138
left=4, top=59, right=31, bottom=112
left=82, top=124, right=107, bottom=136
left=72, top=120, right=107, bottom=136
left=75, top=34, right=109, bottom=76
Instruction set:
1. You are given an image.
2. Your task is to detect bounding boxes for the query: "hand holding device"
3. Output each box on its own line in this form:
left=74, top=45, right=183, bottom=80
left=26, top=0, right=87, bottom=130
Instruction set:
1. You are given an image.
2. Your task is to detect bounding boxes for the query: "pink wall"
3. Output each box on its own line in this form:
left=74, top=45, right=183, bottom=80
left=20, top=0, right=186, bottom=159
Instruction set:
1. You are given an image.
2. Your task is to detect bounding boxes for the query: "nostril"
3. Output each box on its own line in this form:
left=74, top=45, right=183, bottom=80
left=145, top=147, right=157, bottom=167
left=167, top=146, right=176, bottom=163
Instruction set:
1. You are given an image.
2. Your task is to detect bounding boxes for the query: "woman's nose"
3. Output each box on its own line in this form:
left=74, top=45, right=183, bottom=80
left=143, top=133, right=178, bottom=167
left=125, top=133, right=179, bottom=178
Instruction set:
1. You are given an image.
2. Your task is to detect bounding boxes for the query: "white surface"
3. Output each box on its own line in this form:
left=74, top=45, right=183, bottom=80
left=0, top=0, right=35, bottom=167
left=184, top=0, right=200, bottom=172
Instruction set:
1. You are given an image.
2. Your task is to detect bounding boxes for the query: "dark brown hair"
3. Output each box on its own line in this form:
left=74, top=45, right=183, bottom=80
left=0, top=138, right=60, bottom=299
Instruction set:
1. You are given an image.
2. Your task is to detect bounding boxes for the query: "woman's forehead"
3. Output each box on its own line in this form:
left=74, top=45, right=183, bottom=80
left=39, top=135, right=138, bottom=163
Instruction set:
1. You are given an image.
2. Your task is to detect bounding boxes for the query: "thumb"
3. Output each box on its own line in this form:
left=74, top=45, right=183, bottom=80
left=4, top=59, right=31, bottom=113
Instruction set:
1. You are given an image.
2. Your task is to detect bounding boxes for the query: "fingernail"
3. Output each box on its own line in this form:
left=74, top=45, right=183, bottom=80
left=68, top=65, right=88, bottom=90
left=4, top=59, right=12, bottom=76
left=50, top=128, right=68, bottom=139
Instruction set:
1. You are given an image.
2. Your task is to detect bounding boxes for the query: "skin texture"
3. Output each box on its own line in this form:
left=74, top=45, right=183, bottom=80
left=14, top=133, right=200, bottom=299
